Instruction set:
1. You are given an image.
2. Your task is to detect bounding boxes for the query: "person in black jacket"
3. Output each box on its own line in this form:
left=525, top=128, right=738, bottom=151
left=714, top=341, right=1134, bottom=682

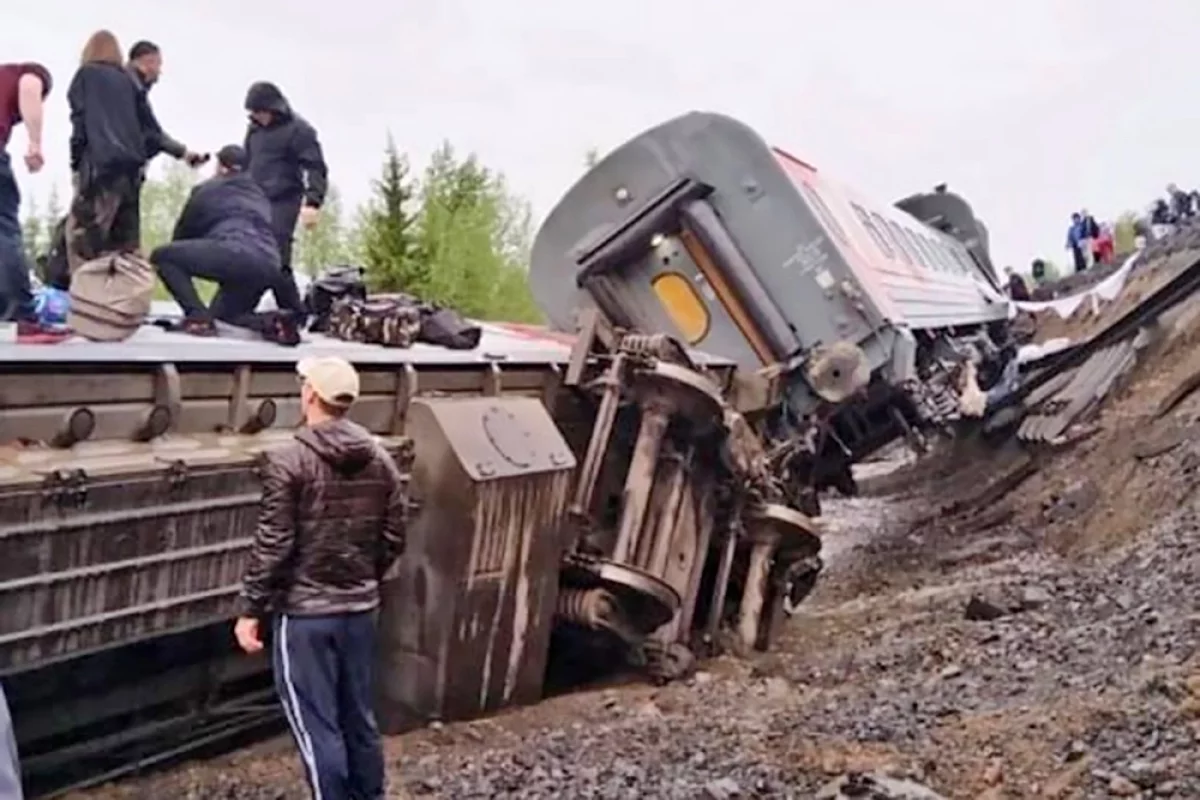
left=65, top=30, right=153, bottom=268
left=127, top=41, right=205, bottom=170
left=244, top=81, right=328, bottom=314
left=151, top=145, right=283, bottom=336
left=42, top=40, right=207, bottom=289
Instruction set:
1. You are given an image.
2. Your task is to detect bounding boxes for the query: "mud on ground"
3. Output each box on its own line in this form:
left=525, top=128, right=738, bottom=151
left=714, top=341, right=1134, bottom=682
left=66, top=301, right=1200, bottom=800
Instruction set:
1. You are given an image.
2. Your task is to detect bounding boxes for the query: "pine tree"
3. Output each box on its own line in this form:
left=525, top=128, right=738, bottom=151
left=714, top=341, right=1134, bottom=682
left=360, top=134, right=421, bottom=294
left=20, top=196, right=44, bottom=261
left=294, top=185, right=351, bottom=276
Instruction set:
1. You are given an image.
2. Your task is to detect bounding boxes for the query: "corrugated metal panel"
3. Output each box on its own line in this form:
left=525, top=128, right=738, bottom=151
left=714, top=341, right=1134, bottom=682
left=0, top=434, right=411, bottom=674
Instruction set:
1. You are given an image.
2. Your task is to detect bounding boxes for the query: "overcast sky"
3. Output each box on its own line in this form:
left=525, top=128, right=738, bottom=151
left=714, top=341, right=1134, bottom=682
left=3, top=1, right=1194, bottom=271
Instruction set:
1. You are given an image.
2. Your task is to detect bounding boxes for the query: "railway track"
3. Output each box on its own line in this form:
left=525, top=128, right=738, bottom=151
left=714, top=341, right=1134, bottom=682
left=1010, top=249, right=1200, bottom=405
left=17, top=622, right=635, bottom=798
left=9, top=621, right=282, bottom=799
left=27, top=689, right=284, bottom=799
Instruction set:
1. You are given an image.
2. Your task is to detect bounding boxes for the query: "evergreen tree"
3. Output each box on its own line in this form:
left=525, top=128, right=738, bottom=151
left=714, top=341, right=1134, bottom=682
left=20, top=196, right=44, bottom=262
left=140, top=161, right=198, bottom=252
left=414, top=141, right=541, bottom=322
left=294, top=184, right=354, bottom=276
left=360, top=134, right=421, bottom=293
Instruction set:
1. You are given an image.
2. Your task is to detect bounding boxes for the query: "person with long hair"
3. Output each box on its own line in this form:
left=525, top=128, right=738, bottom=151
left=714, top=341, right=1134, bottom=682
left=65, top=29, right=154, bottom=268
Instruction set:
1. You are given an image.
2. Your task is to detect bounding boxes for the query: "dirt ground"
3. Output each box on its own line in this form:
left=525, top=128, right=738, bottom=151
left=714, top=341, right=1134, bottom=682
left=65, top=274, right=1200, bottom=799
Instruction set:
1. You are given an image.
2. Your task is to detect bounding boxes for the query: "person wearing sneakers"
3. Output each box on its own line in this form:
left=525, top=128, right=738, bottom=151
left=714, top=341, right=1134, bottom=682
left=234, top=356, right=408, bottom=800
left=151, top=144, right=286, bottom=337
left=0, top=59, right=66, bottom=341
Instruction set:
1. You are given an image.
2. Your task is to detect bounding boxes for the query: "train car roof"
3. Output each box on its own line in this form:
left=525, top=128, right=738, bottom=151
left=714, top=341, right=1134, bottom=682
left=1, top=313, right=731, bottom=368
left=0, top=321, right=571, bottom=366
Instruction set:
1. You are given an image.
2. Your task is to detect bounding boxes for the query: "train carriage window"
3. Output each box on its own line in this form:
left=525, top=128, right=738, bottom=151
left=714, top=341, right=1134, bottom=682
left=949, top=247, right=975, bottom=275
left=926, top=235, right=959, bottom=274
left=798, top=183, right=849, bottom=244
left=651, top=272, right=710, bottom=345
left=907, top=230, right=940, bottom=272
left=850, top=203, right=894, bottom=258
left=905, top=230, right=934, bottom=271
left=878, top=215, right=912, bottom=266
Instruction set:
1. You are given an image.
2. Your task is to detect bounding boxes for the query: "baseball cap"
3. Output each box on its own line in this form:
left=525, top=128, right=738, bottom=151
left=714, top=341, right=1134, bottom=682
left=216, top=144, right=247, bottom=171
left=297, top=356, right=360, bottom=408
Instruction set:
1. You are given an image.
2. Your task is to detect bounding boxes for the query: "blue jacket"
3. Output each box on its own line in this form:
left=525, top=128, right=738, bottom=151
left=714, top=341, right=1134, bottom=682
left=1065, top=220, right=1087, bottom=249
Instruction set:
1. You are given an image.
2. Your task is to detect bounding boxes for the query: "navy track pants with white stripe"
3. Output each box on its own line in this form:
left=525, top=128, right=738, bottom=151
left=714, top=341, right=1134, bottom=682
left=271, top=611, right=385, bottom=800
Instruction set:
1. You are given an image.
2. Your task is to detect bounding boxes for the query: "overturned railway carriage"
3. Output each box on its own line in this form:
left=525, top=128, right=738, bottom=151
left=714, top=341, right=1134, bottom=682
left=0, top=319, right=818, bottom=796
left=531, top=111, right=1014, bottom=502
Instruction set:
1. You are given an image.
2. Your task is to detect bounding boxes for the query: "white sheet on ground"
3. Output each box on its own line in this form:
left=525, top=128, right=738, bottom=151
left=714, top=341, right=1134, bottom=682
left=1009, top=249, right=1143, bottom=320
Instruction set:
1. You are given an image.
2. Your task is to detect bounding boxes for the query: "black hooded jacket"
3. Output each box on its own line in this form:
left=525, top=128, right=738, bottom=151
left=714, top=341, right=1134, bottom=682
left=67, top=61, right=152, bottom=176
left=126, top=65, right=186, bottom=161
left=172, top=171, right=281, bottom=262
left=243, top=82, right=328, bottom=208
left=237, top=418, right=409, bottom=617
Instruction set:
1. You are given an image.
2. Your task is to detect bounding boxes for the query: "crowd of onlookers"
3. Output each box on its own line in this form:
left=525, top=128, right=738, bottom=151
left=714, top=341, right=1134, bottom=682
left=1003, top=184, right=1198, bottom=302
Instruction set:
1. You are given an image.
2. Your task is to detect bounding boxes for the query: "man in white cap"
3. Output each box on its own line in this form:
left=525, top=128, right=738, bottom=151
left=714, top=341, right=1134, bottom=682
left=235, top=355, right=408, bottom=800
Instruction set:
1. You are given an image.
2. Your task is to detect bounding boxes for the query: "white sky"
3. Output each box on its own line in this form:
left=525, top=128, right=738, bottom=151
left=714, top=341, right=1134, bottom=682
left=3, top=0, right=1195, bottom=270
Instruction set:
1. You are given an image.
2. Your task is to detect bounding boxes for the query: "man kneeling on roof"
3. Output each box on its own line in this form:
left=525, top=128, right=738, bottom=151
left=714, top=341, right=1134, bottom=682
left=151, top=144, right=296, bottom=338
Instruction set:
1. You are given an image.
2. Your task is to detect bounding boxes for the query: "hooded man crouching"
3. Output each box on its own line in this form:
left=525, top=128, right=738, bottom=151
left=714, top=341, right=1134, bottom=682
left=243, top=81, right=328, bottom=317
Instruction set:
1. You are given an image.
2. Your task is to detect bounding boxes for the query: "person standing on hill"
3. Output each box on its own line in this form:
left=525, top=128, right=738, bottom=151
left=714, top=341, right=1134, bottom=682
left=234, top=356, right=408, bottom=800
left=243, top=81, right=328, bottom=315
left=1065, top=213, right=1088, bottom=274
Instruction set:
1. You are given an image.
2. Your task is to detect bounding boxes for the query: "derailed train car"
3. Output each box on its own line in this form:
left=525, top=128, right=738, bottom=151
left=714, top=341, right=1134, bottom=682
left=531, top=111, right=1015, bottom=507
left=0, top=317, right=817, bottom=795
left=2, top=109, right=1011, bottom=797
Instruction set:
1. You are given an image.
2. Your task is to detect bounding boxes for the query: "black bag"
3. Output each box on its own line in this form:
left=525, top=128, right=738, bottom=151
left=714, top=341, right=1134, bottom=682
left=328, top=295, right=422, bottom=348
left=419, top=306, right=482, bottom=350
left=305, top=265, right=367, bottom=332
left=41, top=216, right=70, bottom=291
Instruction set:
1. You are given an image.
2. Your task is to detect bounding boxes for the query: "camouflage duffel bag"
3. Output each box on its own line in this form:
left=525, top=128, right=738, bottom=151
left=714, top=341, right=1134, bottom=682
left=328, top=296, right=421, bottom=348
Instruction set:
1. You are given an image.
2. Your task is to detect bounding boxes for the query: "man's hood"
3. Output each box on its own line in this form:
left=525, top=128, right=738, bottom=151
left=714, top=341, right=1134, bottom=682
left=244, top=81, right=292, bottom=119
left=296, top=419, right=376, bottom=474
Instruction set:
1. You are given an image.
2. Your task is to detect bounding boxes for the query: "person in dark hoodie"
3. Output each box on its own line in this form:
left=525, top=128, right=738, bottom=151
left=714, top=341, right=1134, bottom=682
left=243, top=81, right=328, bottom=314
left=150, top=144, right=286, bottom=336
left=65, top=30, right=154, bottom=268
left=235, top=356, right=407, bottom=800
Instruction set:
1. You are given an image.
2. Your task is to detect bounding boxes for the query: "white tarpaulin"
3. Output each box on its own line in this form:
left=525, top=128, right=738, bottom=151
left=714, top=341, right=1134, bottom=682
left=1010, top=249, right=1143, bottom=320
